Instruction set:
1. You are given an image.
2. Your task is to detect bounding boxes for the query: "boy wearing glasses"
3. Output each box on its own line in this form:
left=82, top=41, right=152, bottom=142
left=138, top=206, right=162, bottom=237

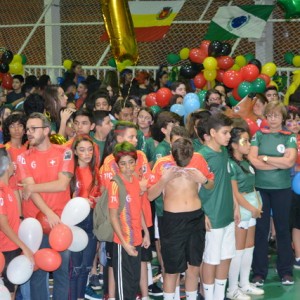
left=17, top=112, right=74, bottom=300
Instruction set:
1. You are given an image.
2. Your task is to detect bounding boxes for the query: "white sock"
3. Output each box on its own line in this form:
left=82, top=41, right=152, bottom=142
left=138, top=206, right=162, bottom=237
left=174, top=285, right=180, bottom=300
left=185, top=290, right=197, bottom=299
left=163, top=292, right=175, bottom=300
left=142, top=297, right=149, bottom=300
left=147, top=262, right=154, bottom=285
left=203, top=283, right=214, bottom=300
left=296, top=257, right=300, bottom=262
left=228, top=249, right=244, bottom=291
left=108, top=298, right=116, bottom=300
left=214, top=279, right=227, bottom=300
left=239, top=246, right=254, bottom=288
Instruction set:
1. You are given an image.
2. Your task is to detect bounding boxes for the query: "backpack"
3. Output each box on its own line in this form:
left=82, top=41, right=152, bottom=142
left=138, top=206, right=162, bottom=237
left=93, top=174, right=127, bottom=242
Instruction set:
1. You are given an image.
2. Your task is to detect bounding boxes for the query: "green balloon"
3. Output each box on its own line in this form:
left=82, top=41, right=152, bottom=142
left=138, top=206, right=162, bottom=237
left=108, top=58, right=116, bottom=68
left=197, top=90, right=207, bottom=103
left=252, top=78, right=266, bottom=93
left=237, top=81, right=254, bottom=98
left=21, top=54, right=27, bottom=65
left=150, top=105, right=162, bottom=115
left=229, top=95, right=239, bottom=107
left=244, top=53, right=255, bottom=63
left=167, top=53, right=181, bottom=65
left=284, top=52, right=294, bottom=65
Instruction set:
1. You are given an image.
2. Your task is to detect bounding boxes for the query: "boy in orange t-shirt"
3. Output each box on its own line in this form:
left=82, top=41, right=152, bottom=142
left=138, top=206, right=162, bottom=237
left=108, top=142, right=150, bottom=300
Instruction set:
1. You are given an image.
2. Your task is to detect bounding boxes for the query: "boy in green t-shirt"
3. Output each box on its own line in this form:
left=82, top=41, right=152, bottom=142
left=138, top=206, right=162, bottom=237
left=197, top=113, right=239, bottom=300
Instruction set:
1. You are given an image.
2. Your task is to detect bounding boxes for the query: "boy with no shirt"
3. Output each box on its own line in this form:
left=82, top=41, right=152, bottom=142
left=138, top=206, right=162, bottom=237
left=149, top=137, right=214, bottom=300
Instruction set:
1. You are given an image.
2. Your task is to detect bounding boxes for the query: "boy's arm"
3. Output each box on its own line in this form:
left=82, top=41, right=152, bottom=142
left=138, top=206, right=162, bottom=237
left=109, top=208, right=138, bottom=256
left=0, top=215, right=34, bottom=263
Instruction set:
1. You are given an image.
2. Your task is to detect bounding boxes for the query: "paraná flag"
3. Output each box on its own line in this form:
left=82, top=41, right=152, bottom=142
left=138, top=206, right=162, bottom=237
left=101, top=1, right=184, bottom=42
left=205, top=5, right=274, bottom=41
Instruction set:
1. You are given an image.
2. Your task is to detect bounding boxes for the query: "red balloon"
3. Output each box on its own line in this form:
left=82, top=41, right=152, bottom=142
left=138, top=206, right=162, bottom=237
left=145, top=93, right=157, bottom=107
left=34, top=248, right=62, bottom=272
left=156, top=88, right=172, bottom=108
left=193, top=73, right=207, bottom=89
left=217, top=56, right=234, bottom=70
left=240, top=65, right=259, bottom=82
left=0, top=252, right=5, bottom=273
left=189, top=48, right=207, bottom=64
left=245, top=118, right=259, bottom=137
left=223, top=70, right=243, bottom=88
left=258, top=74, right=271, bottom=85
left=216, top=70, right=225, bottom=82
left=232, top=88, right=242, bottom=101
left=200, top=40, right=211, bottom=57
left=2, top=73, right=12, bottom=90
left=49, top=224, right=72, bottom=252
left=36, top=212, right=51, bottom=235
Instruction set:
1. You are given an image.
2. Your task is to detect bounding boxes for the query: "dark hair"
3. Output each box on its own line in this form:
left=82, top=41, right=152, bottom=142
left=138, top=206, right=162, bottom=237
left=227, top=127, right=252, bottom=173
left=206, top=113, right=233, bottom=134
left=13, top=74, right=24, bottom=83
left=87, top=92, right=111, bottom=112
left=0, top=106, right=11, bottom=124
left=3, top=113, right=27, bottom=144
left=21, top=83, right=35, bottom=95
left=205, top=89, right=222, bottom=104
left=170, top=126, right=189, bottom=141
left=113, top=141, right=137, bottom=164
left=93, top=110, right=110, bottom=126
left=71, top=134, right=99, bottom=195
left=43, top=85, right=63, bottom=124
left=171, top=137, right=193, bottom=167
left=169, top=94, right=183, bottom=107
left=101, top=121, right=137, bottom=165
left=71, top=61, right=82, bottom=73
left=155, top=71, right=168, bottom=88
left=186, top=110, right=211, bottom=139
left=38, top=74, right=51, bottom=90
left=78, top=80, right=88, bottom=90
left=0, top=147, right=10, bottom=177
left=255, top=93, right=268, bottom=105
left=112, top=99, right=133, bottom=117
left=25, top=75, right=38, bottom=86
left=170, top=81, right=185, bottom=92
left=265, top=85, right=278, bottom=93
left=73, top=109, right=95, bottom=124
left=23, top=93, right=45, bottom=116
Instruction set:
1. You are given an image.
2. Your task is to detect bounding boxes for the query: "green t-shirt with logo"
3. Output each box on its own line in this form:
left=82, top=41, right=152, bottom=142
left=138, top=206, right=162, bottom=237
left=193, top=138, right=204, bottom=152
left=198, top=145, right=234, bottom=229
left=143, top=137, right=156, bottom=163
left=251, top=131, right=297, bottom=189
left=229, top=159, right=255, bottom=193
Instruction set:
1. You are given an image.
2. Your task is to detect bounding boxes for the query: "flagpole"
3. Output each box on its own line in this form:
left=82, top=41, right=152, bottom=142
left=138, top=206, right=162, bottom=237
left=230, top=38, right=241, bottom=56
left=198, top=0, right=214, bottom=21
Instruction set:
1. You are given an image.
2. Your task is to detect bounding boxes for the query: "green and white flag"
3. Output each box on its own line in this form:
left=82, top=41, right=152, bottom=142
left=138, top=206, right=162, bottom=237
left=205, top=5, right=274, bottom=41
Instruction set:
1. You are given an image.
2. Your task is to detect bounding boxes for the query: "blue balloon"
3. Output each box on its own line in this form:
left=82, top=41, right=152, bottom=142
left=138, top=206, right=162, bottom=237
left=170, top=104, right=186, bottom=117
left=183, top=93, right=200, bottom=114
left=57, top=77, right=64, bottom=85
left=292, top=173, right=300, bottom=195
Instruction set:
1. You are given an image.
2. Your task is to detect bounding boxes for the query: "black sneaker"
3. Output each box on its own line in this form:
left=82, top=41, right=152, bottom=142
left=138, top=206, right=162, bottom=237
left=148, top=283, right=163, bottom=296
left=281, top=275, right=294, bottom=285
left=85, top=285, right=102, bottom=300
left=251, top=275, right=265, bottom=287
left=89, top=274, right=102, bottom=291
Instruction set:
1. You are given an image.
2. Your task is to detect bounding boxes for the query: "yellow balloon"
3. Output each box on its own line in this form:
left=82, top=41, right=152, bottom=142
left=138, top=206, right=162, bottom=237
left=293, top=56, right=300, bottom=67
left=101, top=0, right=138, bottom=71
left=235, top=55, right=247, bottom=67
left=203, top=69, right=217, bottom=81
left=12, top=54, right=22, bottom=64
left=63, top=59, right=72, bottom=70
left=203, top=57, right=217, bottom=71
left=269, top=80, right=278, bottom=91
left=179, top=48, right=190, bottom=60
left=261, top=62, right=277, bottom=77
left=9, top=62, right=23, bottom=75
left=230, top=64, right=241, bottom=71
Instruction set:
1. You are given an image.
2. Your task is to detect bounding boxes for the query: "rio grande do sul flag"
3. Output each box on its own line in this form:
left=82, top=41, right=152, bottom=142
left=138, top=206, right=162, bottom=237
left=205, top=5, right=274, bottom=41
left=101, top=1, right=184, bottom=42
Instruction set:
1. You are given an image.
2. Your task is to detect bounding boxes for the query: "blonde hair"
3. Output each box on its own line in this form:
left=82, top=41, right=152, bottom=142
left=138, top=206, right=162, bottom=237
left=265, top=100, right=287, bottom=122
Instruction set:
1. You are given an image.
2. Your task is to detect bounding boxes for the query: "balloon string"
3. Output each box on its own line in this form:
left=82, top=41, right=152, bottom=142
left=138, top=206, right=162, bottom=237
left=123, top=76, right=135, bottom=108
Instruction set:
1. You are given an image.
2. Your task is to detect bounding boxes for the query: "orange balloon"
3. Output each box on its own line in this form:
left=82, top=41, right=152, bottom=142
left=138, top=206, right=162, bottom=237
left=0, top=252, right=5, bottom=273
left=49, top=224, right=73, bottom=252
left=34, top=248, right=62, bottom=272
left=36, top=212, right=51, bottom=235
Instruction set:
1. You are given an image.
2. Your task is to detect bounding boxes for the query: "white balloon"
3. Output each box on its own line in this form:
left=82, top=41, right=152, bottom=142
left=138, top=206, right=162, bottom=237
left=18, top=218, right=43, bottom=253
left=7, top=255, right=34, bottom=285
left=68, top=226, right=88, bottom=252
left=0, top=284, right=10, bottom=300
left=61, top=197, right=90, bottom=226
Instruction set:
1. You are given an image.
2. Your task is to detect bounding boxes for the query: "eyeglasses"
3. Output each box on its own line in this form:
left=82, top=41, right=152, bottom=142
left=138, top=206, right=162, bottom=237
left=25, top=126, right=47, bottom=133
left=266, top=114, right=282, bottom=119
left=208, top=97, right=221, bottom=102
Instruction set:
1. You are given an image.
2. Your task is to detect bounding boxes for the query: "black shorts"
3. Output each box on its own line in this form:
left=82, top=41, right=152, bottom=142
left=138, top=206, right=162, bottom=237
left=290, top=191, right=300, bottom=230
left=160, top=209, right=205, bottom=274
left=105, top=242, right=113, bottom=267
left=3, top=248, right=22, bottom=292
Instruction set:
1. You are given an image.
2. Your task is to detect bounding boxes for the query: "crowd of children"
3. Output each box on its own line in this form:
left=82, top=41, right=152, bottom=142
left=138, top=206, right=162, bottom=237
left=0, top=63, right=299, bottom=300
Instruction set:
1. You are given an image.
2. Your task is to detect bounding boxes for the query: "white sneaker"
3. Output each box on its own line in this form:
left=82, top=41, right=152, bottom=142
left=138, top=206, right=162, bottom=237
left=240, top=283, right=264, bottom=295
left=226, top=288, right=251, bottom=300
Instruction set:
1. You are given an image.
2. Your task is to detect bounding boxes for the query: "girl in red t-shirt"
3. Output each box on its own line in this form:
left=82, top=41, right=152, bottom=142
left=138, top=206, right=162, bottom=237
left=69, top=134, right=101, bottom=300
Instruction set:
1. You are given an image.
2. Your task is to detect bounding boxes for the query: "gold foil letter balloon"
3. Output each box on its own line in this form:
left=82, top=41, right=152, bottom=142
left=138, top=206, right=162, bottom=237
left=101, top=0, right=138, bottom=71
